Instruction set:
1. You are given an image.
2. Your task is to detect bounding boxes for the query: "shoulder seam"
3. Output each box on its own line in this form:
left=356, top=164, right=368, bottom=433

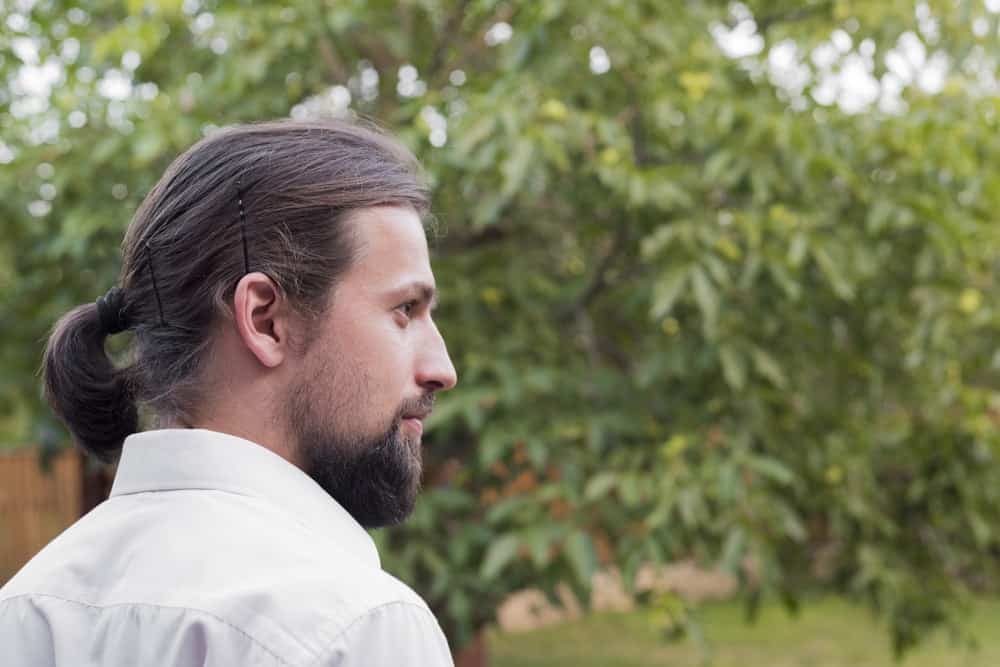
left=0, top=593, right=294, bottom=666
left=310, top=599, right=443, bottom=667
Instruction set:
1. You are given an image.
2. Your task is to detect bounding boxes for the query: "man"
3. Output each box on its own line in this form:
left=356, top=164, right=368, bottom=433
left=0, top=119, right=459, bottom=666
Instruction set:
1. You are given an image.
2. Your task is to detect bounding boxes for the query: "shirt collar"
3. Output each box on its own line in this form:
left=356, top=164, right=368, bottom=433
left=110, top=428, right=380, bottom=568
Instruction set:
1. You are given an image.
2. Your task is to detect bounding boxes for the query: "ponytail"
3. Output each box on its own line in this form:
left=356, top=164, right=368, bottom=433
left=41, top=301, right=138, bottom=463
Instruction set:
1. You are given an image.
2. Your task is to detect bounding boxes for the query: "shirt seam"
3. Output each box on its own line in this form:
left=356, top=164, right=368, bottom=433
left=108, top=486, right=259, bottom=500
left=102, top=489, right=380, bottom=567
left=0, top=592, right=295, bottom=666
left=310, top=600, right=443, bottom=667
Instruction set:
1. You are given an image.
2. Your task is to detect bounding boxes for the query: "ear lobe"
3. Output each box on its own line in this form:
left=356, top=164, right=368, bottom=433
left=233, top=272, right=288, bottom=368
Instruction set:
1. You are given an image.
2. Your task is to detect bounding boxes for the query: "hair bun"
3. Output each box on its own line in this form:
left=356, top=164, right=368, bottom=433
left=96, top=287, right=130, bottom=334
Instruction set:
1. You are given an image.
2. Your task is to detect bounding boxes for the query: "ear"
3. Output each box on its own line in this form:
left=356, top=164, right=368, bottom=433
left=232, top=272, right=290, bottom=368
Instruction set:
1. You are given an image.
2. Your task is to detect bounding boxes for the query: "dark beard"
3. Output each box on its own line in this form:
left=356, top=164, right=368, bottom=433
left=299, top=418, right=421, bottom=528
left=286, top=379, right=427, bottom=529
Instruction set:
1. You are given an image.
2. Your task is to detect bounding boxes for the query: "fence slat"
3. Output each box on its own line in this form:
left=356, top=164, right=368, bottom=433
left=0, top=449, right=80, bottom=584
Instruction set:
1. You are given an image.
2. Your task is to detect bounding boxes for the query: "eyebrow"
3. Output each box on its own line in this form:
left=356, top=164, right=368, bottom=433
left=393, top=281, right=439, bottom=311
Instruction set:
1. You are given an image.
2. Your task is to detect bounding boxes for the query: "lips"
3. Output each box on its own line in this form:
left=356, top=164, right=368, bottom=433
left=401, top=399, right=434, bottom=436
left=402, top=416, right=424, bottom=437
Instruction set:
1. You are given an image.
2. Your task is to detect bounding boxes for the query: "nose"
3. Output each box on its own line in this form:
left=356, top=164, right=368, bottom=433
left=416, top=321, right=458, bottom=392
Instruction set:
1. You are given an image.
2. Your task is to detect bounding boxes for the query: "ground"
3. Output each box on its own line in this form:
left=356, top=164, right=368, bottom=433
left=491, top=595, right=1000, bottom=667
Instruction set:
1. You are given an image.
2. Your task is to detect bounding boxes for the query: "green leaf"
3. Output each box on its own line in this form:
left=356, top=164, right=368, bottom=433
left=788, top=233, right=808, bottom=268
left=452, top=115, right=497, bottom=160
left=525, top=525, right=561, bottom=568
left=751, top=347, right=788, bottom=389
left=705, top=150, right=733, bottom=184
left=650, top=265, right=688, bottom=319
left=719, top=343, right=747, bottom=390
left=584, top=472, right=618, bottom=501
left=690, top=266, right=719, bottom=337
left=719, top=526, right=746, bottom=573
left=480, top=534, right=520, bottom=580
left=564, top=531, right=599, bottom=590
left=812, top=246, right=855, bottom=300
left=501, top=138, right=535, bottom=198
left=746, top=456, right=795, bottom=486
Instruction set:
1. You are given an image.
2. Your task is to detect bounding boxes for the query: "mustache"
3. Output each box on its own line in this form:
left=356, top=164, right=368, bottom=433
left=396, top=393, right=436, bottom=420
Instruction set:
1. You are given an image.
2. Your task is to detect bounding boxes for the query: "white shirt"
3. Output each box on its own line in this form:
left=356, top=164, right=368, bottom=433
left=0, top=429, right=454, bottom=667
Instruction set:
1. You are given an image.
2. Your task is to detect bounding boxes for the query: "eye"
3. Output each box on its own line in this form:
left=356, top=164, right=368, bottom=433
left=396, top=300, right=419, bottom=319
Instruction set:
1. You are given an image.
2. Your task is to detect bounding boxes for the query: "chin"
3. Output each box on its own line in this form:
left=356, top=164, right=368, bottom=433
left=304, top=425, right=424, bottom=529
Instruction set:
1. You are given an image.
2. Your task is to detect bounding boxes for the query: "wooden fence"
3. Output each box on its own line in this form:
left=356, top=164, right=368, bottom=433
left=0, top=449, right=81, bottom=584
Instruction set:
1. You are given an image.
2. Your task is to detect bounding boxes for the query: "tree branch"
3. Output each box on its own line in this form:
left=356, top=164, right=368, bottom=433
left=308, top=4, right=351, bottom=83
left=317, top=35, right=350, bottom=82
left=756, top=1, right=834, bottom=33
left=558, top=221, right=632, bottom=322
left=431, top=224, right=509, bottom=254
left=622, top=85, right=651, bottom=169
left=428, top=0, right=473, bottom=80
left=555, top=95, right=646, bottom=322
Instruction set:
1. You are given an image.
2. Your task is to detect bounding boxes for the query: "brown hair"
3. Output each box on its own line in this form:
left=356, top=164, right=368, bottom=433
left=42, top=119, right=430, bottom=462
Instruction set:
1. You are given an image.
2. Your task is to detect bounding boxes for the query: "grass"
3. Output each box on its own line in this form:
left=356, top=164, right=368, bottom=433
left=490, top=596, right=1000, bottom=667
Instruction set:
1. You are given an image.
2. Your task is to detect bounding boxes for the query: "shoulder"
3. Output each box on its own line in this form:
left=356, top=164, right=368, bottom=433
left=158, top=493, right=439, bottom=652
left=1, top=490, right=445, bottom=664
left=251, top=549, right=432, bottom=627
left=316, top=598, right=454, bottom=667
left=204, top=534, right=450, bottom=665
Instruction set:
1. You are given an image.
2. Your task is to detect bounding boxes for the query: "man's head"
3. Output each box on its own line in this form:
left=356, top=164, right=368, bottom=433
left=42, top=119, right=457, bottom=527
left=263, top=206, right=456, bottom=527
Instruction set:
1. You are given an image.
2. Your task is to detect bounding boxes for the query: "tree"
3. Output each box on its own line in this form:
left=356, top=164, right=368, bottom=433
left=3, top=0, right=1000, bottom=659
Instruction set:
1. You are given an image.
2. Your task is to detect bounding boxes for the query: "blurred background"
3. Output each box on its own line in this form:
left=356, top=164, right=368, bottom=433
left=3, top=1, right=1000, bottom=665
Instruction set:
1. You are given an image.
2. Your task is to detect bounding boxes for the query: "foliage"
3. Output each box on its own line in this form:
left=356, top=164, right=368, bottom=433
left=4, top=0, right=1000, bottom=656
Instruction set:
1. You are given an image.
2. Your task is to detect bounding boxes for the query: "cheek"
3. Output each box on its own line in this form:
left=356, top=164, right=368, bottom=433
left=351, top=320, right=413, bottom=392
left=323, top=310, right=415, bottom=399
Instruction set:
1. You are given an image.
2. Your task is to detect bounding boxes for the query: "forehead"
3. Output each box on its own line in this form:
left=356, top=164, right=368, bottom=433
left=341, top=205, right=433, bottom=290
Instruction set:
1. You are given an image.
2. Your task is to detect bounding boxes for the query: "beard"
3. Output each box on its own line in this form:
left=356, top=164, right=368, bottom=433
left=285, top=366, right=432, bottom=529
